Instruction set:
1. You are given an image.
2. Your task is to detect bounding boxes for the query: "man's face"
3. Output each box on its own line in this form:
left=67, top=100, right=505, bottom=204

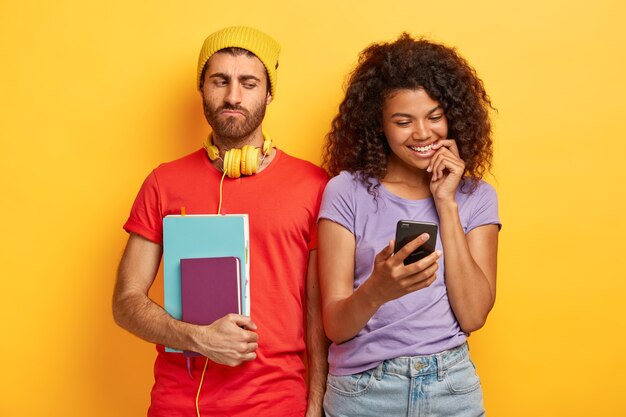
left=201, top=51, right=272, bottom=144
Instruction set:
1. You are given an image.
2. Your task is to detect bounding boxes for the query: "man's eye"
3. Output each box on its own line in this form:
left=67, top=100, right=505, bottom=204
left=243, top=83, right=257, bottom=89
left=214, top=80, right=227, bottom=87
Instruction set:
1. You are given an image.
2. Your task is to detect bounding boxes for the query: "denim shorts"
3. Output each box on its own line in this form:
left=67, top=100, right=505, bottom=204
left=324, top=343, right=485, bottom=417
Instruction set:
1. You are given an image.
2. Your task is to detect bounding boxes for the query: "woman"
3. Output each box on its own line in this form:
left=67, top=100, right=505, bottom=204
left=318, top=33, right=501, bottom=416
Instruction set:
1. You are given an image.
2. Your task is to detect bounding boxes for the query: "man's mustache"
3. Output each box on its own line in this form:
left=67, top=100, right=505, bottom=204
left=219, top=104, right=248, bottom=115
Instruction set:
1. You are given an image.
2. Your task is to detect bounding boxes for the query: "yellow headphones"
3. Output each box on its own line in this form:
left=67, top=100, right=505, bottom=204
left=204, top=133, right=273, bottom=178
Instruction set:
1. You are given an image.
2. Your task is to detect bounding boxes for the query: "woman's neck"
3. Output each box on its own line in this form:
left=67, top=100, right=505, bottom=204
left=382, top=160, right=432, bottom=200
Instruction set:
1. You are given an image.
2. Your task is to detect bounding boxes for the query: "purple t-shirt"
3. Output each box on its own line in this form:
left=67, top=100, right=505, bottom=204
left=319, top=171, right=501, bottom=375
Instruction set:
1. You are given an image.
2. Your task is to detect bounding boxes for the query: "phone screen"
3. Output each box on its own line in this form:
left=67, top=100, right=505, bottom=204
left=394, top=220, right=438, bottom=265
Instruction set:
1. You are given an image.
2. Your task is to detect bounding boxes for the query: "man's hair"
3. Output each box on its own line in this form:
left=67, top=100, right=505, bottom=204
left=198, top=47, right=270, bottom=94
left=322, top=33, right=495, bottom=194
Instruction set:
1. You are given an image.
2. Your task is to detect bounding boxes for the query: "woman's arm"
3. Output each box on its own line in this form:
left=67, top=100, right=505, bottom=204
left=428, top=139, right=499, bottom=333
left=436, top=202, right=499, bottom=333
left=318, top=219, right=441, bottom=344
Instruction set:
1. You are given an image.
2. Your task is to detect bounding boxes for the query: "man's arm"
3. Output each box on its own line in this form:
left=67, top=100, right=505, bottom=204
left=112, top=233, right=259, bottom=367
left=305, top=250, right=329, bottom=417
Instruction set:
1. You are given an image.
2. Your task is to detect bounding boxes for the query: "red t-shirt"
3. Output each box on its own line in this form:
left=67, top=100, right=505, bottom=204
left=124, top=149, right=328, bottom=417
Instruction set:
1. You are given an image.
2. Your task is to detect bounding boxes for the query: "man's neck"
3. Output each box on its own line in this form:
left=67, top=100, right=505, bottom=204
left=209, top=126, right=277, bottom=174
left=212, top=128, right=264, bottom=154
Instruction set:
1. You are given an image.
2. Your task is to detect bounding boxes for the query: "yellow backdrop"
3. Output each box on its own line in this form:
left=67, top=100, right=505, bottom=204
left=1, top=1, right=625, bottom=416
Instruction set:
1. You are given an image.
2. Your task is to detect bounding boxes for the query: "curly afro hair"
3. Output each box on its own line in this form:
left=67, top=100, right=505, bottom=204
left=322, top=33, right=495, bottom=194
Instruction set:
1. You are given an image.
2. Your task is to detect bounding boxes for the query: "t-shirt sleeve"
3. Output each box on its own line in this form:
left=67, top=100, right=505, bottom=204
left=318, top=172, right=356, bottom=235
left=466, top=181, right=501, bottom=233
left=307, top=173, right=330, bottom=251
left=123, top=170, right=163, bottom=244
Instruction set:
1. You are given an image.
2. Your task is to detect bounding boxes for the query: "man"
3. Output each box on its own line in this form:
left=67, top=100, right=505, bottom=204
left=113, top=26, right=329, bottom=417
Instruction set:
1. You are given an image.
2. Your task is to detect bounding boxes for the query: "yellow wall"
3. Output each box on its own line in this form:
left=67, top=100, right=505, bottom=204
left=1, top=1, right=625, bottom=416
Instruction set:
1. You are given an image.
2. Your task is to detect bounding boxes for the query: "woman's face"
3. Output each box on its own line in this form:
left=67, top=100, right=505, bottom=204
left=382, top=88, right=448, bottom=172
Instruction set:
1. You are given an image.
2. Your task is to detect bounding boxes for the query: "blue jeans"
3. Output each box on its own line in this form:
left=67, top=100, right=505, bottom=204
left=324, top=343, right=485, bottom=417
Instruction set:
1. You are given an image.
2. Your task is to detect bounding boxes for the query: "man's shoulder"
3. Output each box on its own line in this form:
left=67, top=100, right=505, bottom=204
left=150, top=149, right=208, bottom=180
left=155, top=148, right=205, bottom=170
left=276, top=150, right=328, bottom=183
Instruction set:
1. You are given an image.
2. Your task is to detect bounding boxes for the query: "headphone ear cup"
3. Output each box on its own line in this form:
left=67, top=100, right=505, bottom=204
left=206, top=133, right=271, bottom=177
left=223, top=149, right=231, bottom=177
left=241, top=145, right=260, bottom=175
left=230, top=148, right=242, bottom=178
left=225, top=149, right=235, bottom=178
left=249, top=146, right=260, bottom=174
left=241, top=145, right=250, bottom=176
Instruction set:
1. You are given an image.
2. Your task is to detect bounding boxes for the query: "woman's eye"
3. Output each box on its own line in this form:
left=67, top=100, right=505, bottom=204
left=430, top=115, right=444, bottom=121
left=395, top=121, right=410, bottom=127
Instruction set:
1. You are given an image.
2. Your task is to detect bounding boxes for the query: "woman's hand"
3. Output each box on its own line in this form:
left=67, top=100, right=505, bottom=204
left=428, top=139, right=465, bottom=203
left=363, top=234, right=441, bottom=307
left=319, top=221, right=443, bottom=344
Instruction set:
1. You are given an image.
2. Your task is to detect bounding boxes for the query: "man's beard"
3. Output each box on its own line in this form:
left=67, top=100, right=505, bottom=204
left=203, top=98, right=266, bottom=146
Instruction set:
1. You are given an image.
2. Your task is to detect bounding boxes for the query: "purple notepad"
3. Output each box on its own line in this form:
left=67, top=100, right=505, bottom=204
left=180, top=256, right=241, bottom=357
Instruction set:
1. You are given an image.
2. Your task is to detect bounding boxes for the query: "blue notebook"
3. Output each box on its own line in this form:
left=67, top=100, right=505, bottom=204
left=163, top=214, right=250, bottom=352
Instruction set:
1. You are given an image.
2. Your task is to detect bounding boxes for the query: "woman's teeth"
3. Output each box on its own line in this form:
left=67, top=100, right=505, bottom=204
left=410, top=144, right=433, bottom=152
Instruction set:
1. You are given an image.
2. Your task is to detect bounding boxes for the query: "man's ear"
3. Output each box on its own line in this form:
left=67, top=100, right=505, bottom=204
left=266, top=92, right=273, bottom=105
left=198, top=81, right=206, bottom=98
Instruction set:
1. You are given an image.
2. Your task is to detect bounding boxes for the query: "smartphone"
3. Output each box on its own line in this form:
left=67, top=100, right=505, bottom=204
left=394, top=220, right=438, bottom=265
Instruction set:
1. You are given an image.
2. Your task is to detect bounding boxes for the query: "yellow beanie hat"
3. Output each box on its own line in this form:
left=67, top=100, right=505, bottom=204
left=197, top=26, right=280, bottom=96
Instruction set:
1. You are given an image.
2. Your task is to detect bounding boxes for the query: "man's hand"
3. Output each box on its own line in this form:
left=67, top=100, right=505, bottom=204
left=193, top=314, right=259, bottom=367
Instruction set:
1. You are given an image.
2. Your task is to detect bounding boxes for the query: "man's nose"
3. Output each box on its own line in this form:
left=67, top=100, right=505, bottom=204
left=225, top=84, right=242, bottom=105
